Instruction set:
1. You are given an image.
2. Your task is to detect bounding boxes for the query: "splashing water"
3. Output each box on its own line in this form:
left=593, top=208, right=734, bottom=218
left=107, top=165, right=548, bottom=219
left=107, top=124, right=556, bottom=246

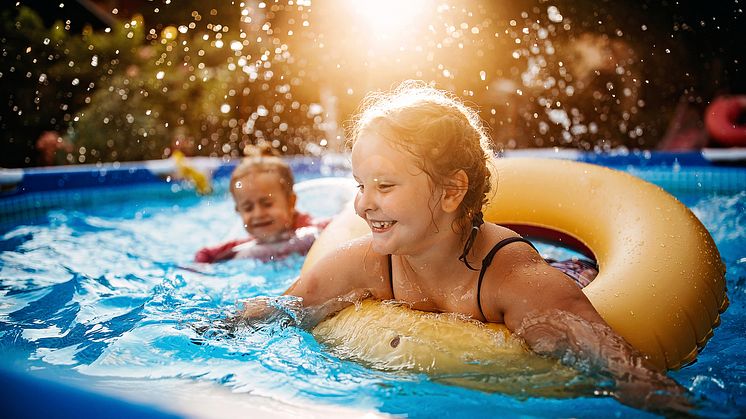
left=3, top=1, right=742, bottom=167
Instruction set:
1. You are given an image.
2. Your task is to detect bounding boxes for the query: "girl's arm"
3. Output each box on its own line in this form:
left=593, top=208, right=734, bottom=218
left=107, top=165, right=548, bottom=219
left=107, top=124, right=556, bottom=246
left=284, top=236, right=390, bottom=306
left=483, top=244, right=692, bottom=414
left=240, top=237, right=391, bottom=327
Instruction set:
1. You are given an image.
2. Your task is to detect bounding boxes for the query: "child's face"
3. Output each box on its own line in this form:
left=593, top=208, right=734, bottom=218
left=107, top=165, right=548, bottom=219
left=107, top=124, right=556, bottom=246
left=351, top=132, right=451, bottom=256
left=232, top=171, right=296, bottom=243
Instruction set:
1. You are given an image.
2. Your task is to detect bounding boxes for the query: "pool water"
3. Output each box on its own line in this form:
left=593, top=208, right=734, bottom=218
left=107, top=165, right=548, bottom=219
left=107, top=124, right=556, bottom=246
left=0, top=162, right=744, bottom=418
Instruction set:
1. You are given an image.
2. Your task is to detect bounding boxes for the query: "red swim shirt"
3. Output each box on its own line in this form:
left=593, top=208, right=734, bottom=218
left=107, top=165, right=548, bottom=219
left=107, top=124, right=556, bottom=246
left=193, top=212, right=329, bottom=263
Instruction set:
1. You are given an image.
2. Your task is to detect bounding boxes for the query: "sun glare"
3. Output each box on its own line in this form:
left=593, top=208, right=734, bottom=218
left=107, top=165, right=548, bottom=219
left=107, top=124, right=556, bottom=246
left=350, top=0, right=429, bottom=39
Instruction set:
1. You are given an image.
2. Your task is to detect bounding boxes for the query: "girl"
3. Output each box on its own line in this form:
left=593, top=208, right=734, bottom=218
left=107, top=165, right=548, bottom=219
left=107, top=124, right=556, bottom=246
left=195, top=146, right=329, bottom=263
left=244, top=81, right=690, bottom=413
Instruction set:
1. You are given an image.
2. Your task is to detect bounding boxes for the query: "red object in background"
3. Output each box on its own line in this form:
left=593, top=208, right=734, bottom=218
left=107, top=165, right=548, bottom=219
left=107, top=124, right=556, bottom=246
left=194, top=212, right=330, bottom=263
left=705, top=96, right=746, bottom=147
left=35, top=131, right=72, bottom=165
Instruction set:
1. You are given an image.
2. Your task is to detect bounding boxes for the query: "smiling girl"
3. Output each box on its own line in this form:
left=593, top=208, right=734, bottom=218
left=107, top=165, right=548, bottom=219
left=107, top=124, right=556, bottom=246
left=242, top=81, right=690, bottom=413
left=194, top=146, right=329, bottom=263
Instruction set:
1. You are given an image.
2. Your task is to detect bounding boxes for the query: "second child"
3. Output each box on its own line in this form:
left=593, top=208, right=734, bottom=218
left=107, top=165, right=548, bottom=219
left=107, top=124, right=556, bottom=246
left=194, top=147, right=329, bottom=263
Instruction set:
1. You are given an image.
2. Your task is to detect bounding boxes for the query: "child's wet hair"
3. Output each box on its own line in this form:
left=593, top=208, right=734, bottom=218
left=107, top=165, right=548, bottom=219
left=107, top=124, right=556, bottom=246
left=347, top=80, right=495, bottom=239
left=230, top=144, right=295, bottom=196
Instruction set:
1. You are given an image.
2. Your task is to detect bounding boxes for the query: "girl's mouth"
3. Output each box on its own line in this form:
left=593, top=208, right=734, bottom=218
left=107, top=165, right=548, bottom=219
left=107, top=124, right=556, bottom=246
left=370, top=220, right=396, bottom=231
left=250, top=220, right=273, bottom=228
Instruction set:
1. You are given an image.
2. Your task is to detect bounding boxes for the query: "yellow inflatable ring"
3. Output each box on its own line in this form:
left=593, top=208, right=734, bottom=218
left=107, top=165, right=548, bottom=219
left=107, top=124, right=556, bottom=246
left=306, top=158, right=728, bottom=371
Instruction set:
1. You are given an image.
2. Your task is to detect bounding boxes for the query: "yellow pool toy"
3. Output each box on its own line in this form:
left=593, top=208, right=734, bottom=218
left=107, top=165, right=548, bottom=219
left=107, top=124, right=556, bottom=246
left=307, top=158, right=728, bottom=371
left=172, top=150, right=212, bottom=195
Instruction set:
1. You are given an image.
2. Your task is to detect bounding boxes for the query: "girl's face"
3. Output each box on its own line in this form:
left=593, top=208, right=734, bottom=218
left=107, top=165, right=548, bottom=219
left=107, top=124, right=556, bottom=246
left=232, top=171, right=296, bottom=243
left=351, top=131, right=451, bottom=255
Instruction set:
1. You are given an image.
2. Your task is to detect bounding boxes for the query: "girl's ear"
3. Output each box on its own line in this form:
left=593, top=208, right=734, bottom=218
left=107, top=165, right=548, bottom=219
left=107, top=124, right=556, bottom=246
left=441, top=169, right=468, bottom=213
left=288, top=192, right=298, bottom=209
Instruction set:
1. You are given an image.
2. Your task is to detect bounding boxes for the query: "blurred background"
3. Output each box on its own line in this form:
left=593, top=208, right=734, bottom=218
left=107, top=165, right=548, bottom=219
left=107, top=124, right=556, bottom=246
left=1, top=0, right=744, bottom=168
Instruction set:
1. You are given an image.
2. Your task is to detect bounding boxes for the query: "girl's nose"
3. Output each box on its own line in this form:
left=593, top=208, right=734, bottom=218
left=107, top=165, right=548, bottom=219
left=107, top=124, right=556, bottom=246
left=252, top=206, right=263, bottom=215
left=355, top=189, right=375, bottom=215
left=247, top=206, right=264, bottom=220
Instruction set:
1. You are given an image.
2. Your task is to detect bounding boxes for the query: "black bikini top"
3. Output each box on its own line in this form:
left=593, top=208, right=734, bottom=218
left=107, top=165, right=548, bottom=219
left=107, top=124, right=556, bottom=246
left=387, top=236, right=536, bottom=319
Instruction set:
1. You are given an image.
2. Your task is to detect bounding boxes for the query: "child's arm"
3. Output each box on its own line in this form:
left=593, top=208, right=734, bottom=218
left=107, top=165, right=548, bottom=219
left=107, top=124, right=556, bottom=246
left=284, top=236, right=391, bottom=307
left=240, top=237, right=391, bottom=326
left=514, top=307, right=692, bottom=414
left=484, top=244, right=692, bottom=414
left=194, top=239, right=248, bottom=263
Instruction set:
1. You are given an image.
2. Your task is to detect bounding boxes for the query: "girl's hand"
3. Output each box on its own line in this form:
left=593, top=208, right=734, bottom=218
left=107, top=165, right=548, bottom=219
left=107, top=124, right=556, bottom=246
left=515, top=309, right=694, bottom=415
left=239, top=297, right=275, bottom=321
left=234, top=296, right=304, bottom=330
left=614, top=369, right=693, bottom=415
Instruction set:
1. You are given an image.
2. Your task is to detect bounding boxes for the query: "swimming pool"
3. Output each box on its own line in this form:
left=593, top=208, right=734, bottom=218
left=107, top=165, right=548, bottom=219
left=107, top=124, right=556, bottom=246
left=1, top=151, right=744, bottom=418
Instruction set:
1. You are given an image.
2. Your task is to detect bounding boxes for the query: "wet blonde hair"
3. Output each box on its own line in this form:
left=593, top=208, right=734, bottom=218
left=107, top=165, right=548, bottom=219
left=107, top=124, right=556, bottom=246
left=230, top=144, right=295, bottom=197
left=348, top=81, right=494, bottom=240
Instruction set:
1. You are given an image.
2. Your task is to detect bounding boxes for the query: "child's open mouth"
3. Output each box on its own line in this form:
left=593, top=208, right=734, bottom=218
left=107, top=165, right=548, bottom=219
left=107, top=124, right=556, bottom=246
left=370, top=220, right=396, bottom=232
left=250, top=220, right=274, bottom=228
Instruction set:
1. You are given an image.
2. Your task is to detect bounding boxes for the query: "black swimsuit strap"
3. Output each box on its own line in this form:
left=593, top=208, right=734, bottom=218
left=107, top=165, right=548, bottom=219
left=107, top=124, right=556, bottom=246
left=387, top=254, right=394, bottom=299
left=476, top=237, right=536, bottom=319
left=387, top=236, right=536, bottom=317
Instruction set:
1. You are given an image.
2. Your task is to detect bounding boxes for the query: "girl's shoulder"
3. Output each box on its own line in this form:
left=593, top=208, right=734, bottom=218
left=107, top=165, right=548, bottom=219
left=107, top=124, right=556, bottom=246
left=319, top=235, right=387, bottom=275
left=475, top=223, right=544, bottom=282
left=475, top=224, right=555, bottom=323
left=297, top=235, right=393, bottom=303
left=318, top=236, right=388, bottom=282
left=477, top=223, right=530, bottom=254
left=484, top=222, right=519, bottom=237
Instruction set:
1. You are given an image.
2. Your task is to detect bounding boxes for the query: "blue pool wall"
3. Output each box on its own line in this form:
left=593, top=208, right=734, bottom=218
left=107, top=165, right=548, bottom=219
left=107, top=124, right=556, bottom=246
left=0, top=154, right=352, bottom=231
left=0, top=366, right=182, bottom=419
left=2, top=149, right=744, bottom=197
left=2, top=150, right=745, bottom=231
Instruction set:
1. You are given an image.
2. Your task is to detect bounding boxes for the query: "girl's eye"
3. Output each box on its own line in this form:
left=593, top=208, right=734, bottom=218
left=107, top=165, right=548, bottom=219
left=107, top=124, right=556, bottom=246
left=378, top=184, right=393, bottom=191
left=356, top=184, right=364, bottom=192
